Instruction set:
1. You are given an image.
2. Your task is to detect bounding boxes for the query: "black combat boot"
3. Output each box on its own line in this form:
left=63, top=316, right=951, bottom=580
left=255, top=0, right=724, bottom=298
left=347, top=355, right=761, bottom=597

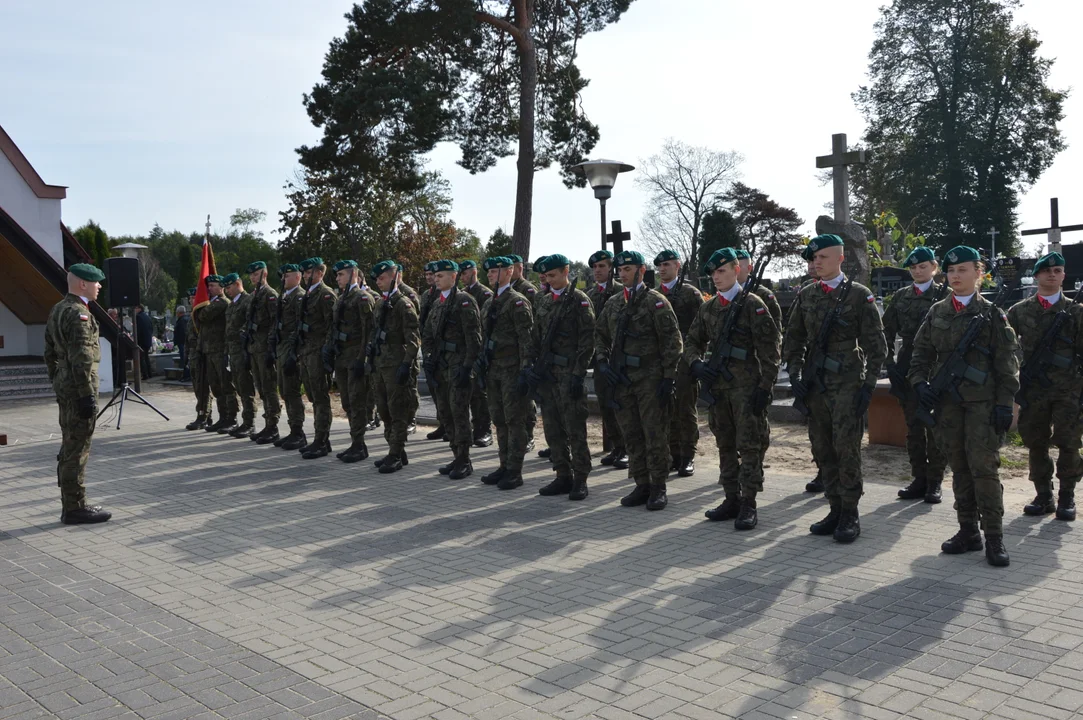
left=204, top=417, right=226, bottom=433
left=678, top=457, right=695, bottom=478
left=735, top=497, right=758, bottom=530
left=449, top=448, right=473, bottom=480
left=439, top=449, right=459, bottom=475
left=497, top=471, right=523, bottom=490
left=186, top=415, right=208, bottom=431
left=985, top=534, right=1010, bottom=567
left=61, top=504, right=112, bottom=525
left=250, top=426, right=268, bottom=442
left=481, top=466, right=506, bottom=486
left=302, top=434, right=330, bottom=459
left=646, top=483, right=668, bottom=511
left=217, top=418, right=239, bottom=435
left=805, top=470, right=824, bottom=493
left=340, top=442, right=369, bottom=464
left=1024, top=492, right=1056, bottom=516
left=569, top=475, right=589, bottom=501
left=473, top=432, right=493, bottom=448
left=538, top=447, right=551, bottom=458
left=539, top=476, right=573, bottom=496
left=377, top=453, right=404, bottom=474
left=229, top=423, right=254, bottom=439
left=705, top=494, right=740, bottom=521
left=280, top=430, right=307, bottom=451
left=427, top=425, right=447, bottom=441
left=600, top=447, right=623, bottom=466
left=620, top=484, right=651, bottom=507
left=274, top=426, right=295, bottom=447
left=897, top=477, right=927, bottom=500
left=833, top=508, right=860, bottom=543
left=256, top=426, right=279, bottom=445
left=810, top=503, right=841, bottom=535
left=375, top=450, right=409, bottom=470
left=924, top=476, right=943, bottom=504
left=1057, top=489, right=1076, bottom=521
left=941, top=523, right=983, bottom=554
left=612, top=451, right=630, bottom=470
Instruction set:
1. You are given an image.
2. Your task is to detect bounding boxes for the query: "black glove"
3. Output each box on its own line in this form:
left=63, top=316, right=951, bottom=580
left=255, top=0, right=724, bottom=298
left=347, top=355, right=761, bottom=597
left=598, top=361, right=620, bottom=385
left=395, top=362, right=411, bottom=386
left=350, top=358, right=366, bottom=380
left=914, top=381, right=937, bottom=409
left=454, top=365, right=472, bottom=389
left=656, top=377, right=675, bottom=406
left=516, top=369, right=532, bottom=396
left=790, top=376, right=808, bottom=401
left=77, top=395, right=96, bottom=420
left=993, top=405, right=1014, bottom=434
left=854, top=385, right=874, bottom=416
left=690, top=360, right=720, bottom=383
left=886, top=362, right=907, bottom=395
left=321, top=345, right=335, bottom=368
left=569, top=374, right=585, bottom=399
left=266, top=350, right=276, bottom=368
left=423, top=359, right=437, bottom=378
left=751, top=387, right=772, bottom=416
left=283, top=354, right=298, bottom=377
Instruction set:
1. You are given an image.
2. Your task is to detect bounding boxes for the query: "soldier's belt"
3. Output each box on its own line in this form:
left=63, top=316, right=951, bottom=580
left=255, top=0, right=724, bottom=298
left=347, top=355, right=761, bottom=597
left=826, top=339, right=858, bottom=352
left=442, top=341, right=458, bottom=352
left=625, top=354, right=657, bottom=369
left=544, top=353, right=570, bottom=367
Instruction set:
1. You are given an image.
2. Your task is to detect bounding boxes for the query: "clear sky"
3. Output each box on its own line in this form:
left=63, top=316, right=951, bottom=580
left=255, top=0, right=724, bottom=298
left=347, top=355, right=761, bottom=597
left=2, top=0, right=1078, bottom=263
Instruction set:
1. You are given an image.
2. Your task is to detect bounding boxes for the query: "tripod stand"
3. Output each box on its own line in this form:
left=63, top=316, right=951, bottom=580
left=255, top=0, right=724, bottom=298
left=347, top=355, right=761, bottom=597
left=97, top=307, right=170, bottom=429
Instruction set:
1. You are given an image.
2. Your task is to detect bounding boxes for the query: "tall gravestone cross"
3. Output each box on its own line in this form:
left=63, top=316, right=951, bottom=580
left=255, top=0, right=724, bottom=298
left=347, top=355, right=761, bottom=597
left=1021, top=198, right=1083, bottom=254
left=816, top=133, right=867, bottom=223
left=606, top=220, right=631, bottom=255
left=814, top=133, right=871, bottom=284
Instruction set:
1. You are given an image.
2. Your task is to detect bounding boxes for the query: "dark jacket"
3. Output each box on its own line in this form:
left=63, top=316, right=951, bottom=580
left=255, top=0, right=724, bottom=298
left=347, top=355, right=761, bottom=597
left=135, top=310, right=153, bottom=350
left=174, top=315, right=189, bottom=347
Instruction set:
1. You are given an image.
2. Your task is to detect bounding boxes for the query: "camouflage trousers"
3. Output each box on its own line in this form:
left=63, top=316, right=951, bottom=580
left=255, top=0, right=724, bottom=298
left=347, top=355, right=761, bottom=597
left=471, top=376, right=491, bottom=439
left=433, top=366, right=473, bottom=454
left=228, top=351, right=256, bottom=425
left=276, top=350, right=305, bottom=432
left=902, top=391, right=945, bottom=482
left=1017, top=389, right=1083, bottom=494
left=251, top=350, right=281, bottom=427
left=708, top=384, right=767, bottom=498
left=189, top=350, right=212, bottom=418
left=807, top=382, right=864, bottom=509
left=333, top=346, right=371, bottom=445
left=594, top=369, right=624, bottom=452
left=301, top=349, right=332, bottom=436
left=374, top=365, right=419, bottom=455
left=205, top=351, right=238, bottom=421
left=537, top=372, right=591, bottom=479
left=486, top=365, right=530, bottom=473
left=56, top=393, right=95, bottom=512
left=613, top=376, right=672, bottom=486
left=668, top=363, right=700, bottom=458
left=936, top=401, right=1004, bottom=534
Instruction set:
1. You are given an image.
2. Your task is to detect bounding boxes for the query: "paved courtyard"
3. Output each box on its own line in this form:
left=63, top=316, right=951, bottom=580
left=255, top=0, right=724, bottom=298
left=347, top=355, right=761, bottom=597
left=2, top=390, right=1082, bottom=720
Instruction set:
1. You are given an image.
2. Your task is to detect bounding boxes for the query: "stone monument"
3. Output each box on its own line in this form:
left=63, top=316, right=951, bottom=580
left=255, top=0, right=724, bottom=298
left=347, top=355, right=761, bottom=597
left=815, top=133, right=870, bottom=286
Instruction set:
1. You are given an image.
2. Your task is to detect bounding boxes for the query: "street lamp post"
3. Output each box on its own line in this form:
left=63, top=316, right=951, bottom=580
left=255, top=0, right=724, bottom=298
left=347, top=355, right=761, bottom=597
left=571, top=159, right=635, bottom=252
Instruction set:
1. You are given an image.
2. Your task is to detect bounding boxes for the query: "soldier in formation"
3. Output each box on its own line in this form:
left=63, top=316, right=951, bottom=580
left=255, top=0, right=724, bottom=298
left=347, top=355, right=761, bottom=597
left=184, top=286, right=213, bottom=430
left=243, top=261, right=281, bottom=444
left=298, top=257, right=338, bottom=459
left=796, top=246, right=826, bottom=495
left=222, top=273, right=257, bottom=438
left=325, top=260, right=376, bottom=463
left=508, top=254, right=540, bottom=453
left=199, top=275, right=239, bottom=433
left=370, top=260, right=420, bottom=474
left=736, top=249, right=783, bottom=328
left=587, top=250, right=627, bottom=469
left=418, top=262, right=447, bottom=441
left=910, top=245, right=1018, bottom=566
left=459, top=259, right=494, bottom=448
left=275, top=263, right=308, bottom=450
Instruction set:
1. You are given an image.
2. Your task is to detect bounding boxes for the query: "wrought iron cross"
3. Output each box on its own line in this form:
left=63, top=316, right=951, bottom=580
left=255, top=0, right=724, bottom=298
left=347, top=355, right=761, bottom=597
left=606, top=220, right=631, bottom=254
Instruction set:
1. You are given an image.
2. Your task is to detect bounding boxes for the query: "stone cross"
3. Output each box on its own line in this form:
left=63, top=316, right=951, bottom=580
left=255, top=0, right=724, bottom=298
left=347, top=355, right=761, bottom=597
left=606, top=220, right=631, bottom=254
left=1021, top=198, right=1083, bottom=254
left=815, top=133, right=867, bottom=224
left=988, top=227, right=1000, bottom=259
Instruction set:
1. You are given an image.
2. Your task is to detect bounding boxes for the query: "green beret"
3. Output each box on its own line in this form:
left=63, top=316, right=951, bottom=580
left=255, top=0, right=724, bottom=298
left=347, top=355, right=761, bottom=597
left=588, top=250, right=614, bottom=267
left=507, top=254, right=524, bottom=264
left=278, top=263, right=301, bottom=274
left=369, top=260, right=397, bottom=279
left=205, top=274, right=223, bottom=285
left=483, top=256, right=513, bottom=271
left=902, top=246, right=938, bottom=268
left=532, top=255, right=549, bottom=269
left=535, top=254, right=572, bottom=274
left=245, top=261, right=267, bottom=273
left=68, top=263, right=105, bottom=282
left=806, top=234, right=844, bottom=255
left=432, top=259, right=459, bottom=273
left=734, top=248, right=751, bottom=260
left=704, top=248, right=739, bottom=273
left=424, top=261, right=436, bottom=273
left=614, top=250, right=645, bottom=268
left=221, top=272, right=240, bottom=286
left=300, top=257, right=323, bottom=271
left=1033, top=252, right=1065, bottom=275
left=942, top=245, right=982, bottom=270
left=653, top=249, right=680, bottom=265
left=458, top=259, right=477, bottom=270
left=332, top=259, right=358, bottom=273
left=187, top=287, right=197, bottom=296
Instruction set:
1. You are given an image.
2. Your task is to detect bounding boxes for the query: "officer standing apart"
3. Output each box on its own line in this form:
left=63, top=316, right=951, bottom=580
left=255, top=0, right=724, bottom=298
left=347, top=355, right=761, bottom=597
left=244, top=261, right=282, bottom=445
left=422, top=260, right=482, bottom=479
left=274, top=264, right=308, bottom=451
left=45, top=263, right=112, bottom=524
left=529, top=254, right=595, bottom=500
left=687, top=248, right=780, bottom=529
left=200, top=275, right=239, bottom=434
left=325, top=260, right=376, bottom=463
left=910, top=246, right=1018, bottom=566
left=297, top=257, right=338, bottom=459
left=595, top=250, right=683, bottom=511
left=370, top=260, right=420, bottom=473
left=587, top=250, right=627, bottom=469
left=459, top=259, right=494, bottom=448
left=883, top=247, right=948, bottom=503
left=222, top=273, right=257, bottom=438
left=1007, top=252, right=1083, bottom=522
left=654, top=249, right=704, bottom=477
left=508, top=253, right=540, bottom=452
left=783, top=234, right=886, bottom=542
left=184, top=286, right=213, bottom=430
left=475, top=257, right=534, bottom=490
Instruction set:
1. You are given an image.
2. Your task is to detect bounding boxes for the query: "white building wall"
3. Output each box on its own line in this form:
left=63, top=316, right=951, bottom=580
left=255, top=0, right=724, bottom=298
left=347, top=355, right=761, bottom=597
left=0, top=151, right=63, bottom=265
left=0, top=301, right=28, bottom=356
left=98, top=338, right=113, bottom=395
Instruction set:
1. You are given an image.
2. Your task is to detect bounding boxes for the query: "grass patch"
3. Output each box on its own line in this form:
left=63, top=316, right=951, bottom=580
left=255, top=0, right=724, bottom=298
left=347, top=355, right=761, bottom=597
left=1001, top=458, right=1027, bottom=469
left=1006, top=430, right=1024, bottom=447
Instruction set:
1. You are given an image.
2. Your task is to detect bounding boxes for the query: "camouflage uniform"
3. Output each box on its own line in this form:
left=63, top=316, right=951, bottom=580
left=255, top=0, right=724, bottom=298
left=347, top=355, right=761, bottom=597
left=328, top=283, right=377, bottom=450
left=753, top=284, right=783, bottom=329
left=659, top=279, right=704, bottom=464
left=276, top=285, right=307, bottom=437
left=479, top=288, right=534, bottom=476
left=783, top=278, right=887, bottom=510
left=44, top=294, right=100, bottom=512
left=595, top=286, right=683, bottom=489
left=372, top=289, right=421, bottom=457
left=299, top=281, right=338, bottom=441
left=882, top=282, right=947, bottom=491
left=246, top=283, right=281, bottom=432
left=910, top=294, right=1019, bottom=535
left=225, top=291, right=257, bottom=428
left=418, top=285, right=443, bottom=428
left=422, top=289, right=482, bottom=462
left=198, top=297, right=238, bottom=424
left=464, top=280, right=495, bottom=441
left=186, top=311, right=211, bottom=422
left=513, top=277, right=540, bottom=442
left=685, top=291, right=780, bottom=497
left=530, top=285, right=595, bottom=482
left=588, top=280, right=625, bottom=453
left=1007, top=294, right=1083, bottom=500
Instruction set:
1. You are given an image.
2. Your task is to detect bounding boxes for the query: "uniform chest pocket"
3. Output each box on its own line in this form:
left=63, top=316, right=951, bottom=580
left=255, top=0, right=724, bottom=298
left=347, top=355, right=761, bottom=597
left=930, top=316, right=953, bottom=331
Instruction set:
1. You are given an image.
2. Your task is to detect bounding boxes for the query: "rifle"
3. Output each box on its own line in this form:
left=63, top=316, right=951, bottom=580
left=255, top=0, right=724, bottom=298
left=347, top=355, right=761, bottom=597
left=288, top=282, right=313, bottom=372
left=698, top=260, right=767, bottom=406
left=528, top=274, right=579, bottom=395
left=1015, top=287, right=1083, bottom=409
left=888, top=282, right=952, bottom=402
left=268, top=275, right=286, bottom=368
left=604, top=280, right=640, bottom=410
left=366, top=268, right=399, bottom=373
left=916, top=267, right=1011, bottom=426
left=242, top=269, right=266, bottom=370
left=792, top=276, right=855, bottom=417
left=425, top=272, right=460, bottom=390
left=324, top=282, right=348, bottom=373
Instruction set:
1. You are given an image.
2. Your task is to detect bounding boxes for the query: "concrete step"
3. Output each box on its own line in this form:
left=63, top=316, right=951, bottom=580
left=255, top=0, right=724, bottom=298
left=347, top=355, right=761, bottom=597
left=0, top=363, right=48, bottom=379
left=0, top=383, right=53, bottom=400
